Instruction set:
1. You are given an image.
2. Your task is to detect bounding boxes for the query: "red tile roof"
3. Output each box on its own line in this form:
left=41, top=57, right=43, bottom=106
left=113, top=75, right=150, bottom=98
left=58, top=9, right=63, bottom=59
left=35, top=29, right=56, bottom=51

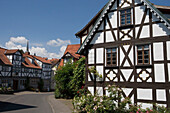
left=49, top=58, right=59, bottom=68
left=63, top=44, right=81, bottom=59
left=5, top=49, right=19, bottom=55
left=22, top=57, right=41, bottom=69
left=58, top=59, right=64, bottom=69
left=0, top=48, right=12, bottom=66
left=22, top=53, right=42, bottom=69
left=33, top=55, right=52, bottom=64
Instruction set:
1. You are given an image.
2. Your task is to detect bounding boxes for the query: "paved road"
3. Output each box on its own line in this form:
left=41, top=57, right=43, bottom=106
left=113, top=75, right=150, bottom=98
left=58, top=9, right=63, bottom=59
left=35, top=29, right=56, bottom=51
left=0, top=92, right=72, bottom=113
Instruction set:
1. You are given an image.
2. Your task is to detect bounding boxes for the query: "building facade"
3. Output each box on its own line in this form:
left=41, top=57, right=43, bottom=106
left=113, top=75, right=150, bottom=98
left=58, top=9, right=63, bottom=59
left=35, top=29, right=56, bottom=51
left=76, top=0, right=170, bottom=108
left=0, top=48, right=52, bottom=91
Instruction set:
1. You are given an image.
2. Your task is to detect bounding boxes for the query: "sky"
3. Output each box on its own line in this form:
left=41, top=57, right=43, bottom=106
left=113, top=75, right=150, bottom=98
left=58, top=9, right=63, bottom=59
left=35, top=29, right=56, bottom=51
left=0, top=0, right=169, bottom=59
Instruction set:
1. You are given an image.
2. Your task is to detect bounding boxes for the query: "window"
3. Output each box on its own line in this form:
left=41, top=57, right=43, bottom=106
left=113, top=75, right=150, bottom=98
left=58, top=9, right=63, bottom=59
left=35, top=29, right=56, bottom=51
left=106, top=48, right=117, bottom=66
left=120, top=9, right=131, bottom=26
left=137, top=45, right=150, bottom=65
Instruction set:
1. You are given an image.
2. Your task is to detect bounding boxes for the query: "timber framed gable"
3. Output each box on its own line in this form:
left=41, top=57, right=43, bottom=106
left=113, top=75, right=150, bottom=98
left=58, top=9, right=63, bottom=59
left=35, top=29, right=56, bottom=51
left=77, top=0, right=170, bottom=108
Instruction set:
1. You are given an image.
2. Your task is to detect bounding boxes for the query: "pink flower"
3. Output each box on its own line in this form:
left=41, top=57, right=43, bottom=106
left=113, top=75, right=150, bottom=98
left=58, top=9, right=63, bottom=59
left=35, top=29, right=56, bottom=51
left=136, top=111, right=139, bottom=113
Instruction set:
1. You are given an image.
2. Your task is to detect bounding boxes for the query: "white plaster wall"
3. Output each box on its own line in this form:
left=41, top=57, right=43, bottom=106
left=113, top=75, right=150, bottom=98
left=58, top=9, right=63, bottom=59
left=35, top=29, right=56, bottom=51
left=107, top=12, right=117, bottom=29
left=136, top=26, right=150, bottom=39
left=153, top=23, right=170, bottom=37
left=96, top=48, right=104, bottom=64
left=122, top=88, right=133, bottom=97
left=154, top=64, right=165, bottom=82
left=120, top=47, right=125, bottom=66
left=167, top=41, right=170, bottom=60
left=107, top=71, right=117, bottom=81
left=88, top=87, right=94, bottom=95
left=135, top=6, right=145, bottom=25
left=137, top=88, right=152, bottom=100
left=153, top=42, right=164, bottom=61
left=106, top=31, right=114, bottom=42
left=82, top=35, right=87, bottom=44
left=120, top=0, right=131, bottom=8
left=98, top=21, right=104, bottom=30
left=149, top=45, right=152, bottom=65
left=88, top=49, right=94, bottom=64
left=156, top=89, right=166, bottom=101
left=90, top=32, right=104, bottom=44
left=144, top=10, right=149, bottom=23
left=138, top=102, right=153, bottom=109
left=120, top=29, right=133, bottom=41
left=111, top=0, right=117, bottom=10
left=121, top=69, right=133, bottom=81
left=168, top=63, right=170, bottom=82
left=96, top=87, right=103, bottom=96
left=96, top=66, right=103, bottom=81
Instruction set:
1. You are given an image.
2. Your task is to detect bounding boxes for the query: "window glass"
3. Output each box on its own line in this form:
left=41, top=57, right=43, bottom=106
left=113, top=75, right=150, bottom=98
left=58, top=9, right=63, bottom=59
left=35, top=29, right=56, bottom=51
left=106, top=47, right=117, bottom=66
left=137, top=45, right=150, bottom=65
left=120, top=9, right=131, bottom=26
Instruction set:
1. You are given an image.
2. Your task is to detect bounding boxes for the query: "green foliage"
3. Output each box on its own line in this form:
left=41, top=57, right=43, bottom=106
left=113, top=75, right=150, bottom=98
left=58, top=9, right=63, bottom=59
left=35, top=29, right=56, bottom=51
left=73, top=84, right=170, bottom=113
left=69, top=57, right=85, bottom=96
left=38, top=78, right=44, bottom=92
left=55, top=61, right=76, bottom=98
left=89, top=67, right=103, bottom=79
left=55, top=58, right=86, bottom=98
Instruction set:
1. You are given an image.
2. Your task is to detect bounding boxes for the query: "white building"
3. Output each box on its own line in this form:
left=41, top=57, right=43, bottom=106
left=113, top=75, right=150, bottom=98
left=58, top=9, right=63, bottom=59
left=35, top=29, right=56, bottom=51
left=76, top=0, right=170, bottom=108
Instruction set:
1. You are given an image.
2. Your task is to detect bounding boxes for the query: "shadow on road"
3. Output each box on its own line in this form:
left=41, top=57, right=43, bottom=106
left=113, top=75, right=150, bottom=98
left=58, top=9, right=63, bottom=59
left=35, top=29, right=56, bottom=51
left=0, top=101, right=37, bottom=112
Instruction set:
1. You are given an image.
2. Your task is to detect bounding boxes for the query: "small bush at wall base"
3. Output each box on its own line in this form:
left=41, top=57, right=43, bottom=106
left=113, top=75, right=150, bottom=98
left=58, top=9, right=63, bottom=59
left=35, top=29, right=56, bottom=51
left=73, top=84, right=170, bottom=113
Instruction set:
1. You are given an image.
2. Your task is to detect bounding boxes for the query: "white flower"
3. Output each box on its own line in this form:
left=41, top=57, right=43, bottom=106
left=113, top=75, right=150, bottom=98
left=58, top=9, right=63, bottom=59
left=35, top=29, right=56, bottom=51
left=93, top=106, right=97, bottom=111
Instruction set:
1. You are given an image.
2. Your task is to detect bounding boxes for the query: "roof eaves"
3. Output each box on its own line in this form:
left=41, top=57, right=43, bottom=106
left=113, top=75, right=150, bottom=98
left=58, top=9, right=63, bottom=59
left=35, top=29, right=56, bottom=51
left=77, top=0, right=113, bottom=54
left=143, top=0, right=170, bottom=27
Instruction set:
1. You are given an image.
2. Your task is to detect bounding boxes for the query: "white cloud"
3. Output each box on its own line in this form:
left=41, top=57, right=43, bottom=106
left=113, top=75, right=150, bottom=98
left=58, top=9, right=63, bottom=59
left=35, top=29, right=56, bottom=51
left=10, top=36, right=28, bottom=44
left=5, top=41, right=27, bottom=51
left=47, top=38, right=71, bottom=47
left=30, top=46, right=62, bottom=58
left=60, top=45, right=67, bottom=52
left=4, top=36, right=70, bottom=59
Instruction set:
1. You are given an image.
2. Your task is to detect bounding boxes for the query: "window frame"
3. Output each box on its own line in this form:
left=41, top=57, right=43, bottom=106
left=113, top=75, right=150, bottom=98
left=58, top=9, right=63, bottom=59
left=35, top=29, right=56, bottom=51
left=137, top=44, right=150, bottom=65
left=120, top=8, right=132, bottom=26
left=106, top=47, right=117, bottom=66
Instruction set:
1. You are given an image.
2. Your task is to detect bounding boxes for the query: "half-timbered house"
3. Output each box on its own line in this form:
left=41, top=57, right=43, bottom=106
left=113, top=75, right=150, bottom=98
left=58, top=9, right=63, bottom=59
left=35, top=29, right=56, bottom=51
left=76, top=0, right=170, bottom=108
left=22, top=52, right=42, bottom=89
left=62, top=44, right=81, bottom=64
left=50, top=58, right=59, bottom=90
left=5, top=49, right=24, bottom=90
left=0, top=48, right=13, bottom=88
left=33, top=55, right=52, bottom=91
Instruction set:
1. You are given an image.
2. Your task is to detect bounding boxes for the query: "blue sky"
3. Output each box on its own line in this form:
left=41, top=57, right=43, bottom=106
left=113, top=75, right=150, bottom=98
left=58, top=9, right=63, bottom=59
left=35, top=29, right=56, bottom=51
left=0, top=0, right=169, bottom=58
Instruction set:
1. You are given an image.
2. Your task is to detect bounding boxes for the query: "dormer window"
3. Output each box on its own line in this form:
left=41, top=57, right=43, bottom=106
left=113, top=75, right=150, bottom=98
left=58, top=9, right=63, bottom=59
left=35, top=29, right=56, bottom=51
left=120, top=9, right=131, bottom=26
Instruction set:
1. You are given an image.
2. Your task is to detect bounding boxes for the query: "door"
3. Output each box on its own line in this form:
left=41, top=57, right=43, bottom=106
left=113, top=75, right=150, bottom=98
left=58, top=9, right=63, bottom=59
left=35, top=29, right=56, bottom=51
left=13, top=80, right=18, bottom=90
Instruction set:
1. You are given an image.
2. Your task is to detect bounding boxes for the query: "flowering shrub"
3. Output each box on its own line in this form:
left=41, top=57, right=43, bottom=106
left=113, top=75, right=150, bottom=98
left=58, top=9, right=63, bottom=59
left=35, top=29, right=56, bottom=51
left=73, top=85, right=170, bottom=113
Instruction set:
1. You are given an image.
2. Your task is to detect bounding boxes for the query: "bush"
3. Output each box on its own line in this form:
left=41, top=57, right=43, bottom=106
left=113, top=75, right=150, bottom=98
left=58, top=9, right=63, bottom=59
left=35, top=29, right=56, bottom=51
left=73, top=84, right=170, bottom=113
left=69, top=57, right=85, bottom=96
left=55, top=60, right=76, bottom=98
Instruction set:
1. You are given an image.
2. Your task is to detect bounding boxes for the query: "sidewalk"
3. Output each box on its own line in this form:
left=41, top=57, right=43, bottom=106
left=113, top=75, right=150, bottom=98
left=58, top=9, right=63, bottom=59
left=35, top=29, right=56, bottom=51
left=48, top=95, right=73, bottom=113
